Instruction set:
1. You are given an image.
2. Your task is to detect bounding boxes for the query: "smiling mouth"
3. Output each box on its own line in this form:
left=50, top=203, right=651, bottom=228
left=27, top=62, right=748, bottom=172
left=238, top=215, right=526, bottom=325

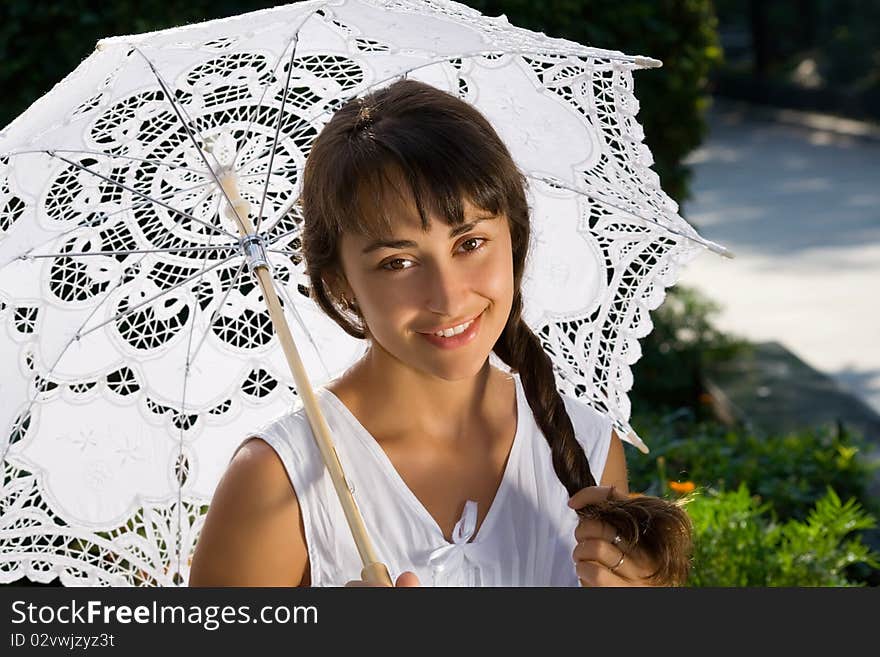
left=417, top=308, right=486, bottom=335
left=416, top=309, right=485, bottom=349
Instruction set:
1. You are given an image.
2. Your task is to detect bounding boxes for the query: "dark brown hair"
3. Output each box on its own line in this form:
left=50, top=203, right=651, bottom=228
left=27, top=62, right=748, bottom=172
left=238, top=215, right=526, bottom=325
left=299, top=79, right=692, bottom=585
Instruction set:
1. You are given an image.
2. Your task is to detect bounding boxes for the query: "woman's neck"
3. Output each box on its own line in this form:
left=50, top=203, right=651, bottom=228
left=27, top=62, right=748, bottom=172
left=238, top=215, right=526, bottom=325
left=331, top=346, right=513, bottom=445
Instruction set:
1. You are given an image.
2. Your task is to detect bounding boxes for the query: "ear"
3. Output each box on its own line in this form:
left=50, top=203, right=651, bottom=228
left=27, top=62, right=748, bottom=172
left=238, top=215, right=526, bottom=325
left=323, top=269, right=353, bottom=302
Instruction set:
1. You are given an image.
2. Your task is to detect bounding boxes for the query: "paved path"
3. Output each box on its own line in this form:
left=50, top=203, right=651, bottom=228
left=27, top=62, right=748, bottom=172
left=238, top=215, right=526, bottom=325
left=677, top=99, right=880, bottom=415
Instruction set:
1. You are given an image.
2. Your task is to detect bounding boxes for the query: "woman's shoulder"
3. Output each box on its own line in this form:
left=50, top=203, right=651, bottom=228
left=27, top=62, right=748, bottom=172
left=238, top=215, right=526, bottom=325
left=188, top=436, right=309, bottom=586
left=250, top=396, right=311, bottom=440
left=235, top=396, right=338, bottom=494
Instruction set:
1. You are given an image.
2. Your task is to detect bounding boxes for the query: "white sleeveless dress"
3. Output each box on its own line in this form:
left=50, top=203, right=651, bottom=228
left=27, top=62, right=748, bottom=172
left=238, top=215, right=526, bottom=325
left=243, top=372, right=613, bottom=587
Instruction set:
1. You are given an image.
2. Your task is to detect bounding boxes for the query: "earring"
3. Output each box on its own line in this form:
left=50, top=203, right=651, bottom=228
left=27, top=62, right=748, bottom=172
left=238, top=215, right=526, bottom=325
left=339, top=295, right=358, bottom=314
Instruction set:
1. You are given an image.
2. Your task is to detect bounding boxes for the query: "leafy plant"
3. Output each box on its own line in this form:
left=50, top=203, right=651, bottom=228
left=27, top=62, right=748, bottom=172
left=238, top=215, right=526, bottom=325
left=628, top=412, right=879, bottom=523
left=629, top=285, right=750, bottom=415
left=684, top=484, right=879, bottom=587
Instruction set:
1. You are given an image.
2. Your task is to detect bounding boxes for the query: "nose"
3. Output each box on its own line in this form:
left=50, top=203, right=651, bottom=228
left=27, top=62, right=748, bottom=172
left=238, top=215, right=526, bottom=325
left=424, top=258, right=470, bottom=318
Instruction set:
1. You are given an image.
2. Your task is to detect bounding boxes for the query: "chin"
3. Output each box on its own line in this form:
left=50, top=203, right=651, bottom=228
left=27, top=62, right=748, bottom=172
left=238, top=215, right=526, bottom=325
left=419, top=358, right=490, bottom=382
left=372, top=335, right=493, bottom=382
left=410, top=335, right=501, bottom=382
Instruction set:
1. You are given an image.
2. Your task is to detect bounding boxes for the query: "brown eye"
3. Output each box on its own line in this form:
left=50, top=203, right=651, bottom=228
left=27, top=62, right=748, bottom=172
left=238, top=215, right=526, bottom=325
left=460, top=237, right=487, bottom=253
left=381, top=257, right=412, bottom=271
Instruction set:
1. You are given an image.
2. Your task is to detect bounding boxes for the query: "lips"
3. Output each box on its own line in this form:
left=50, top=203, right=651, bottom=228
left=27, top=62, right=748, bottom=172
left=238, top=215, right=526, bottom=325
left=418, top=311, right=483, bottom=336
left=417, top=310, right=483, bottom=350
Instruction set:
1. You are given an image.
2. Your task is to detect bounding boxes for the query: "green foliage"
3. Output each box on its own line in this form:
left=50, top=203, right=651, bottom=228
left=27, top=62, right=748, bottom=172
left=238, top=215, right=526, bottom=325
left=0, top=0, right=279, bottom=132
left=684, top=484, right=879, bottom=587
left=629, top=285, right=749, bottom=415
left=714, top=0, right=880, bottom=87
left=629, top=412, right=879, bottom=522
left=627, top=410, right=880, bottom=586
left=711, top=0, right=880, bottom=117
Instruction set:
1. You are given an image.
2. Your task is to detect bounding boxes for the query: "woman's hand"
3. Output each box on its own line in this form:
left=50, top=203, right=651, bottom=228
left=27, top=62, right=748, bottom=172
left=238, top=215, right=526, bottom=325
left=568, top=485, right=660, bottom=587
left=345, top=570, right=421, bottom=587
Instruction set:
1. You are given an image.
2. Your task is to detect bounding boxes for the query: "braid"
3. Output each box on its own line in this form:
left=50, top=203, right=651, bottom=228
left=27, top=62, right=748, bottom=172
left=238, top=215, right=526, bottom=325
left=493, top=292, right=693, bottom=585
left=493, top=294, right=596, bottom=496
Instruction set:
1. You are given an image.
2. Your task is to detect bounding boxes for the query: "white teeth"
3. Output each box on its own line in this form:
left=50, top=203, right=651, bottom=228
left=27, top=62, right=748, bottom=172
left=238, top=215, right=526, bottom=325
left=433, top=319, right=473, bottom=337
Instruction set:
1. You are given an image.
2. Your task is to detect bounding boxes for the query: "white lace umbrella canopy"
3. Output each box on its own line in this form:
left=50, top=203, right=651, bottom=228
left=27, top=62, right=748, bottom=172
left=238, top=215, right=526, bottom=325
left=0, top=0, right=729, bottom=586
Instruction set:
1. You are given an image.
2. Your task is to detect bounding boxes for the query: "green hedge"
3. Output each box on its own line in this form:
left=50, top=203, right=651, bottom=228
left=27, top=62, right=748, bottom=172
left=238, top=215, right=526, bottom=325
left=630, top=413, right=878, bottom=521
left=628, top=411, right=880, bottom=586
left=685, top=484, right=879, bottom=587
left=629, top=285, right=750, bottom=414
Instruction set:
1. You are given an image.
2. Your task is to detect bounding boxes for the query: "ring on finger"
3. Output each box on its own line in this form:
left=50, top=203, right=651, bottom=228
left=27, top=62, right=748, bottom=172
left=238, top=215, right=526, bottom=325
left=609, top=549, right=625, bottom=573
left=611, top=532, right=622, bottom=547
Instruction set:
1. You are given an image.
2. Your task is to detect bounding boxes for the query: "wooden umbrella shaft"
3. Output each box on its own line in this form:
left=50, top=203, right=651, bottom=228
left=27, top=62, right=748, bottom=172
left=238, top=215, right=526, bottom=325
left=252, top=265, right=392, bottom=586
left=221, top=175, right=392, bottom=586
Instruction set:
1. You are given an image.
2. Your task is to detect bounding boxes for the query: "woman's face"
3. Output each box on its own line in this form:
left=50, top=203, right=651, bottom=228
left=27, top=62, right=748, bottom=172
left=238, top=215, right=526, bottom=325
left=334, top=190, right=515, bottom=382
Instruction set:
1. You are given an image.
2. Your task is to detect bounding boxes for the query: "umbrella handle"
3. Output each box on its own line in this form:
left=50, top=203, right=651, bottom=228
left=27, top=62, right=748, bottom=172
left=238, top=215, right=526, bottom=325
left=254, top=265, right=392, bottom=586
left=221, top=175, right=393, bottom=587
left=253, top=262, right=394, bottom=587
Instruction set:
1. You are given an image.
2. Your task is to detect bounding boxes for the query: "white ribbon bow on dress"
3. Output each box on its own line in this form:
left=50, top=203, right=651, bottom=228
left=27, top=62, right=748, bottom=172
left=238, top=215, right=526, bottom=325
left=427, top=499, right=482, bottom=586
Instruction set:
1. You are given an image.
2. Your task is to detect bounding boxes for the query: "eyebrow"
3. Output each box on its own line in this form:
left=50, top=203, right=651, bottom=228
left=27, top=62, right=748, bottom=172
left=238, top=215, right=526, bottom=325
left=361, top=216, right=496, bottom=254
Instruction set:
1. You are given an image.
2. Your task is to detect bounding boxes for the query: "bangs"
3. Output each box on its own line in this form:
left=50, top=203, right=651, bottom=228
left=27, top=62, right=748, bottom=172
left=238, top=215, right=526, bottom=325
left=338, top=111, right=520, bottom=240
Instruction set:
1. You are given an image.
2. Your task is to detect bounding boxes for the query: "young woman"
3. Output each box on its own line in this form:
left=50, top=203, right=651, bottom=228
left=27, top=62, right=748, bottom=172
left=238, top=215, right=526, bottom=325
left=188, top=79, right=692, bottom=587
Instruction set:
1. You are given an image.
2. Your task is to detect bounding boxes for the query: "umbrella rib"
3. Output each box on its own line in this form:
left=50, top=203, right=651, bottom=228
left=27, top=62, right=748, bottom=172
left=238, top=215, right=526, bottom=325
left=104, top=177, right=220, bottom=213
left=6, top=148, right=210, bottom=176
left=255, top=32, right=300, bottom=235
left=11, top=215, right=111, bottom=264
left=40, top=176, right=227, bottom=245
left=106, top=168, right=266, bottom=218
left=75, top=256, right=230, bottom=341
left=21, top=244, right=238, bottom=260
left=174, top=231, right=219, bottom=582
left=186, top=259, right=247, bottom=367
left=264, top=225, right=300, bottom=246
left=14, top=177, right=220, bottom=259
left=134, top=48, right=248, bottom=233
left=234, top=5, right=321, bottom=168
left=269, top=257, right=334, bottom=382
left=10, top=175, right=293, bottom=270
left=45, top=151, right=237, bottom=241
left=528, top=173, right=734, bottom=258
left=127, top=175, right=221, bottom=243
left=10, top=182, right=228, bottom=265
left=249, top=193, right=301, bottom=240
left=3, top=248, right=154, bottom=467
left=264, top=192, right=300, bottom=232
